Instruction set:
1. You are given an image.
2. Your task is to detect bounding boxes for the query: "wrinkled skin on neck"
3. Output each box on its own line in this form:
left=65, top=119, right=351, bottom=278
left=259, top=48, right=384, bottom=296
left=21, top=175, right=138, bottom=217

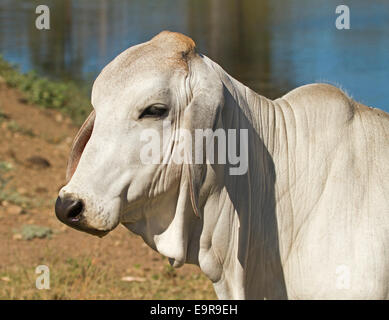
left=115, top=54, right=288, bottom=298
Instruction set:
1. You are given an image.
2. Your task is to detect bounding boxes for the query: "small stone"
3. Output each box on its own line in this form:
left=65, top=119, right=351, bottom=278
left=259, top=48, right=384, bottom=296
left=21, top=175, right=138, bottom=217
left=121, top=276, right=146, bottom=282
left=17, top=187, right=27, bottom=195
left=65, top=137, right=73, bottom=144
left=55, top=114, right=64, bottom=123
left=18, top=98, right=28, bottom=104
left=26, top=156, right=51, bottom=169
left=7, top=205, right=22, bottom=215
left=1, top=200, right=9, bottom=207
left=12, top=233, right=22, bottom=240
left=35, top=186, right=48, bottom=194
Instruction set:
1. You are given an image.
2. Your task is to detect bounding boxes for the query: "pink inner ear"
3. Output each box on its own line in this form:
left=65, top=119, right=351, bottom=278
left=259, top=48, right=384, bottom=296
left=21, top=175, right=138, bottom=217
left=65, top=110, right=96, bottom=183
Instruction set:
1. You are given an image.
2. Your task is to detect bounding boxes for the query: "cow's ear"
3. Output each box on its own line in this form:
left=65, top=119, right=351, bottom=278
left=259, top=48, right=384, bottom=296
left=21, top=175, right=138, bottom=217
left=66, top=110, right=95, bottom=183
left=183, top=57, right=224, bottom=218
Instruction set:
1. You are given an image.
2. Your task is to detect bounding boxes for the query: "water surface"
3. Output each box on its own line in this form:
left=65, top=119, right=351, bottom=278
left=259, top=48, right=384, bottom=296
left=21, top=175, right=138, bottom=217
left=0, top=0, right=388, bottom=111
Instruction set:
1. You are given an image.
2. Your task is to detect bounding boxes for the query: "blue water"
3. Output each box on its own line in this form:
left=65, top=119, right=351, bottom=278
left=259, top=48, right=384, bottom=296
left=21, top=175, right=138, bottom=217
left=0, top=0, right=388, bottom=111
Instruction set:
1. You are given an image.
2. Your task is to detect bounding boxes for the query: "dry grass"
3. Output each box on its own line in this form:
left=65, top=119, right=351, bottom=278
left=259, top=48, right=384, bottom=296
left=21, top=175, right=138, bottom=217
left=0, top=253, right=216, bottom=300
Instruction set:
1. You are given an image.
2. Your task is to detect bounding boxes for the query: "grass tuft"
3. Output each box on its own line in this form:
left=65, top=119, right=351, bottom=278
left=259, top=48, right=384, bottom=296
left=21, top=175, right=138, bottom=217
left=13, top=224, right=53, bottom=240
left=0, top=56, right=92, bottom=125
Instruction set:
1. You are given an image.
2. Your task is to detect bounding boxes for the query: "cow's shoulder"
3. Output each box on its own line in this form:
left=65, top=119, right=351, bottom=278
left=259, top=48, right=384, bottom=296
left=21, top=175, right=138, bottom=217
left=280, top=83, right=357, bottom=125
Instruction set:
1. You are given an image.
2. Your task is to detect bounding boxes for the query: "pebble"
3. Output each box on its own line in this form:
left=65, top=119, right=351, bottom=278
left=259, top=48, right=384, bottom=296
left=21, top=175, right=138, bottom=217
left=121, top=276, right=146, bottom=282
left=26, top=156, right=51, bottom=169
left=6, top=205, right=23, bottom=215
left=1, top=200, right=9, bottom=207
left=12, top=233, right=22, bottom=240
left=55, top=114, right=63, bottom=123
left=35, top=186, right=48, bottom=194
left=65, top=137, right=73, bottom=144
left=17, top=187, right=27, bottom=195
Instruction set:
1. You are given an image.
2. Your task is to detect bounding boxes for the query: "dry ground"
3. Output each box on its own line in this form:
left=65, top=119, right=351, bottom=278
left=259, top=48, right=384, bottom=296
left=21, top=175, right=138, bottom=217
left=0, top=82, right=216, bottom=299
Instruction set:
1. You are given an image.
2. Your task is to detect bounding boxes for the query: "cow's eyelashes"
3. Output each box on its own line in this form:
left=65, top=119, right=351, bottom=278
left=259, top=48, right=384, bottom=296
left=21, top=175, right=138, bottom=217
left=139, top=104, right=168, bottom=119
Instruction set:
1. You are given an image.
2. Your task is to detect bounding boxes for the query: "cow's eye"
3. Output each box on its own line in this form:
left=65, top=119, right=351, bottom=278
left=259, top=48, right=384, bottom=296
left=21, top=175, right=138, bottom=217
left=139, top=104, right=168, bottom=119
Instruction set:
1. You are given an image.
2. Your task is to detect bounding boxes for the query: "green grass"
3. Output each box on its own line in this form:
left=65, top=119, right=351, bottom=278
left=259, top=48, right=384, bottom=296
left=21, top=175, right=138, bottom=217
left=13, top=224, right=53, bottom=240
left=0, top=56, right=92, bottom=125
left=6, top=120, right=36, bottom=137
left=0, top=108, right=8, bottom=122
left=0, top=161, right=13, bottom=172
left=0, top=160, right=31, bottom=209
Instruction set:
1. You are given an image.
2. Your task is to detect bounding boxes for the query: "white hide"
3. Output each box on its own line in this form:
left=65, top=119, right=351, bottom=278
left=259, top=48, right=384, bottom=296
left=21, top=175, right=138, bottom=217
left=59, top=31, right=389, bottom=299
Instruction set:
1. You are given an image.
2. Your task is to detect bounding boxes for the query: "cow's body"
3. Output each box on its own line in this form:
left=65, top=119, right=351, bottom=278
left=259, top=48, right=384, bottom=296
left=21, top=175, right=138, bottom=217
left=203, top=68, right=389, bottom=298
left=56, top=31, right=389, bottom=299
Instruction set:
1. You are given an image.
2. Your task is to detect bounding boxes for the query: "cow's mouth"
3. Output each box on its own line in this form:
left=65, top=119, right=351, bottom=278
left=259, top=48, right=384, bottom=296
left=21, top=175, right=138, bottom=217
left=68, top=222, right=110, bottom=238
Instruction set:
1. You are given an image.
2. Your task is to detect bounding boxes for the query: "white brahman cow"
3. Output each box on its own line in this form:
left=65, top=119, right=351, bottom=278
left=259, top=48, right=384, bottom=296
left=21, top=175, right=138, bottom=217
left=55, top=31, right=389, bottom=299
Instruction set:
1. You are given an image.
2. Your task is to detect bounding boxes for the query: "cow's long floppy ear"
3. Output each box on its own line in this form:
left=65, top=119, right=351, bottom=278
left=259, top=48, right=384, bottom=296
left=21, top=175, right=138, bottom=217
left=183, top=57, right=224, bottom=218
left=66, top=110, right=95, bottom=183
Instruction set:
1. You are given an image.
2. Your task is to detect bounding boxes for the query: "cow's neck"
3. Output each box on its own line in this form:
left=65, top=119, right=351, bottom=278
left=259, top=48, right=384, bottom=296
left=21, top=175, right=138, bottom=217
left=196, top=59, right=290, bottom=299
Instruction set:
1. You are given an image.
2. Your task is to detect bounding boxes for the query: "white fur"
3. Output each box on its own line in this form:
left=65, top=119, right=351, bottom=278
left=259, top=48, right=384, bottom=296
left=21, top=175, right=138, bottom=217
left=59, top=31, right=389, bottom=299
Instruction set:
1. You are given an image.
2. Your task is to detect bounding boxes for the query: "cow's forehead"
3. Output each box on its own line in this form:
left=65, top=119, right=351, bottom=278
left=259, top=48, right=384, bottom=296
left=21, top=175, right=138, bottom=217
left=91, top=31, right=196, bottom=106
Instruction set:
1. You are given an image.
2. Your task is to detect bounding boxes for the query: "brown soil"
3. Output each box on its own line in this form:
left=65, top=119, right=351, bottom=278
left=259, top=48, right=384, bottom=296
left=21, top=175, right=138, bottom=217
left=0, top=83, right=215, bottom=299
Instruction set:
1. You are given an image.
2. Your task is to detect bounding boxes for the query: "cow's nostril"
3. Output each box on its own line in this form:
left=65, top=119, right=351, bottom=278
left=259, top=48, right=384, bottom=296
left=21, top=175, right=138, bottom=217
left=55, top=196, right=84, bottom=224
left=67, top=200, right=84, bottom=221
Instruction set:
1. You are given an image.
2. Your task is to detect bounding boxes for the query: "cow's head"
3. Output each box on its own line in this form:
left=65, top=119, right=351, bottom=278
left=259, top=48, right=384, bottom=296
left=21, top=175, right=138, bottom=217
left=55, top=31, right=224, bottom=263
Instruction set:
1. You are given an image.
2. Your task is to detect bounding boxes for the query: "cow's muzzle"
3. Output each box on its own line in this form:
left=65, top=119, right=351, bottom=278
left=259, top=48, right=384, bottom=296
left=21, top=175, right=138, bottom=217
left=55, top=196, right=108, bottom=237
